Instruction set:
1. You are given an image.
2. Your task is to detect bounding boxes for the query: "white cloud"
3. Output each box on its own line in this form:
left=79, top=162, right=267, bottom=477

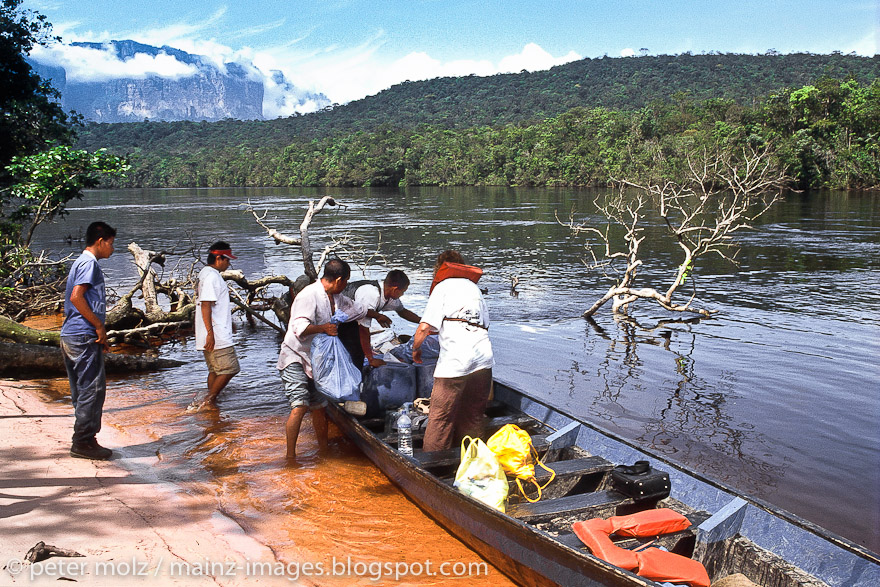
left=30, top=43, right=198, bottom=82
left=24, top=0, right=63, bottom=11
left=498, top=43, right=581, bottom=73
left=228, top=19, right=288, bottom=41
left=129, top=8, right=229, bottom=47
left=620, top=48, right=636, bottom=57
left=277, top=42, right=583, bottom=104
left=29, top=11, right=586, bottom=115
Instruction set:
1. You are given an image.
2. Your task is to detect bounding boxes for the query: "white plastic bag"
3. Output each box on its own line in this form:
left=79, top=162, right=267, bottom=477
left=310, top=310, right=361, bottom=401
left=453, top=436, right=509, bottom=512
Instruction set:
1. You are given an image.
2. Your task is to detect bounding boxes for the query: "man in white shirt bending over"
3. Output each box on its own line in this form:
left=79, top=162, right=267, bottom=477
left=338, top=270, right=421, bottom=370
left=190, top=241, right=240, bottom=410
left=276, top=259, right=369, bottom=461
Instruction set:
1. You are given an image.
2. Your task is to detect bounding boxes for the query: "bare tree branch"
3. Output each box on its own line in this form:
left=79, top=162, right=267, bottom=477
left=569, top=143, right=789, bottom=318
left=244, top=196, right=338, bottom=281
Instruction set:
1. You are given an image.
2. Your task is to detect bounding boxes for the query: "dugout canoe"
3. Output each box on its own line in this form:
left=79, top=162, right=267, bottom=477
left=326, top=378, right=880, bottom=587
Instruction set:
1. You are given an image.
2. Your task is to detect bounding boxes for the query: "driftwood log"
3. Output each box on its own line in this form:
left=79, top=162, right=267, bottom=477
left=0, top=315, right=189, bottom=349
left=0, top=315, right=60, bottom=346
left=24, top=541, right=83, bottom=563
left=0, top=342, right=184, bottom=375
left=105, top=242, right=195, bottom=330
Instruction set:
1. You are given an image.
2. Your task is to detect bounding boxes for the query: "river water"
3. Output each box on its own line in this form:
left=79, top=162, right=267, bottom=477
left=30, top=187, right=880, bottom=569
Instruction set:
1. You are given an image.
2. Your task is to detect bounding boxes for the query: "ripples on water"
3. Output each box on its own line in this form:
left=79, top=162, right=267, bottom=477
left=31, top=187, right=880, bottom=558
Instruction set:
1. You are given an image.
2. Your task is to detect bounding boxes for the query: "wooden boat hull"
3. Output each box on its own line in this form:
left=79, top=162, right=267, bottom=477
left=328, top=400, right=653, bottom=586
left=327, top=377, right=880, bottom=587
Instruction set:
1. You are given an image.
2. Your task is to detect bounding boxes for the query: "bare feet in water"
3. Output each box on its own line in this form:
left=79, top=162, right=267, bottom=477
left=185, top=399, right=217, bottom=413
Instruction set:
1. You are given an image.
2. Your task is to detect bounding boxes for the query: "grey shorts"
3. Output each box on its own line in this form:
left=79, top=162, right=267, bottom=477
left=280, top=362, right=327, bottom=409
left=203, top=346, right=241, bottom=376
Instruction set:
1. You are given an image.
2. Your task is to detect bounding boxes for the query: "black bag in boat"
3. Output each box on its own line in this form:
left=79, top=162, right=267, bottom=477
left=610, top=460, right=670, bottom=501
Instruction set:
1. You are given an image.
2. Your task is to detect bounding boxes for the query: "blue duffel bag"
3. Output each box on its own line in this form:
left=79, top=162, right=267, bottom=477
left=361, top=362, right=417, bottom=411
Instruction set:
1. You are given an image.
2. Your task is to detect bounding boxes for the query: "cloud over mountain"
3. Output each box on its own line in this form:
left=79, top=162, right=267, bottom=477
left=31, top=43, right=199, bottom=82
left=28, top=40, right=330, bottom=120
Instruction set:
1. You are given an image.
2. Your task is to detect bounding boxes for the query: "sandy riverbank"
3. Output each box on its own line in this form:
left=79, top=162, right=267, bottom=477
left=0, top=372, right=509, bottom=587
left=0, top=314, right=509, bottom=586
left=0, top=380, right=286, bottom=586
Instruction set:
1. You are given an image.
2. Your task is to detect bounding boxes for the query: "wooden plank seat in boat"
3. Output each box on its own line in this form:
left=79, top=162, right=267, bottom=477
left=507, top=489, right=634, bottom=523
left=358, top=417, right=386, bottom=430
left=531, top=455, right=614, bottom=484
left=383, top=413, right=539, bottom=445
left=416, top=435, right=550, bottom=469
left=554, top=529, right=695, bottom=556
left=510, top=455, right=615, bottom=501
left=554, top=531, right=590, bottom=550
left=612, top=510, right=711, bottom=550
left=544, top=511, right=712, bottom=553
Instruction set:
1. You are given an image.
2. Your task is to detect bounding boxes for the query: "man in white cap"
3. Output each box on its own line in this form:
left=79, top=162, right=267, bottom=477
left=189, top=241, right=240, bottom=410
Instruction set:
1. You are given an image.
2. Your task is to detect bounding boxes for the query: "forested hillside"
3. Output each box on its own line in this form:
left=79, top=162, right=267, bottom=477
left=76, top=53, right=880, bottom=190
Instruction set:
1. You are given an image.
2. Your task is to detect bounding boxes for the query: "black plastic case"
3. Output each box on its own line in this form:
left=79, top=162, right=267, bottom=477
left=610, top=460, right=671, bottom=501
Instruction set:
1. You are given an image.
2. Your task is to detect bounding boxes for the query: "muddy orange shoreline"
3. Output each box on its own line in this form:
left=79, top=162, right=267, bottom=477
left=0, top=368, right=511, bottom=585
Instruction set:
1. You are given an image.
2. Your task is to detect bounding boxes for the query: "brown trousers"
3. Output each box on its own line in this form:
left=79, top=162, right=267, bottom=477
left=422, top=368, right=493, bottom=452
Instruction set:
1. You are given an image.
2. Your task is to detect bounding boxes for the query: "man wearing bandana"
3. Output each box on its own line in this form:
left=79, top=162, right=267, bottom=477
left=189, top=241, right=241, bottom=410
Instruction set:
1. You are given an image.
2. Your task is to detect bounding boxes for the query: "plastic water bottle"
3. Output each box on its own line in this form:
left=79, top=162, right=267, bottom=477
left=397, top=404, right=413, bottom=457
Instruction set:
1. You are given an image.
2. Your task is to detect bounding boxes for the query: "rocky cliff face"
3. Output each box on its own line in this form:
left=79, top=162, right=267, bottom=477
left=65, top=41, right=263, bottom=122
left=29, top=40, right=329, bottom=122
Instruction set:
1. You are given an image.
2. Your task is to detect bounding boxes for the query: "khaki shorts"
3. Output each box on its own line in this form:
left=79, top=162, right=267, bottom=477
left=203, top=346, right=241, bottom=376
left=280, top=362, right=327, bottom=409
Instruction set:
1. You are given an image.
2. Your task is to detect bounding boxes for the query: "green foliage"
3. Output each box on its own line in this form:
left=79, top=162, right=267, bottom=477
left=77, top=52, right=879, bottom=156
left=2, top=146, right=129, bottom=247
left=0, top=0, right=75, bottom=182
left=81, top=78, right=878, bottom=192
left=75, top=54, right=880, bottom=192
left=0, top=1, right=130, bottom=315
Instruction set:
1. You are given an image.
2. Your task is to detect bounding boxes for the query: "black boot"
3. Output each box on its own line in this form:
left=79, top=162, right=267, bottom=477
left=70, top=438, right=112, bottom=460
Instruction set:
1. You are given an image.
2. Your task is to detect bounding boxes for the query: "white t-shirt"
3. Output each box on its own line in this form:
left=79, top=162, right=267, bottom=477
left=354, top=282, right=404, bottom=328
left=421, top=278, right=494, bottom=378
left=195, top=265, right=234, bottom=351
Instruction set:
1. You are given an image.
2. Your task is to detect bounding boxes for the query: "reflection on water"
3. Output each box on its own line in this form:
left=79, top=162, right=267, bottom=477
left=29, top=187, right=880, bottom=557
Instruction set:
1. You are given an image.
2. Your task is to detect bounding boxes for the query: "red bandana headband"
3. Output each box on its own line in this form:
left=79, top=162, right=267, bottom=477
left=210, top=248, right=237, bottom=259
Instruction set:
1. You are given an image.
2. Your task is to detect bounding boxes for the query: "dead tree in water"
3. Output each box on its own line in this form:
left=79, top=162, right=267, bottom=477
left=1, top=196, right=359, bottom=369
left=245, top=195, right=386, bottom=324
left=107, top=242, right=295, bottom=341
left=248, top=195, right=338, bottom=281
left=561, top=144, right=789, bottom=318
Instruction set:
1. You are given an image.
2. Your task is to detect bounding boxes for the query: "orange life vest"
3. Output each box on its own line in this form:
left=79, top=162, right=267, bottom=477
left=430, top=262, right=483, bottom=293
left=571, top=508, right=710, bottom=587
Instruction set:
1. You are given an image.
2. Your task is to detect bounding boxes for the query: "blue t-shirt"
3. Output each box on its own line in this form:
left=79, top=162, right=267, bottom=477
left=61, top=251, right=106, bottom=337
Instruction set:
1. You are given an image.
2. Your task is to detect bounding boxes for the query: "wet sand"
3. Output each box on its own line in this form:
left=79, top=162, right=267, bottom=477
left=0, top=322, right=513, bottom=586
left=0, top=380, right=277, bottom=585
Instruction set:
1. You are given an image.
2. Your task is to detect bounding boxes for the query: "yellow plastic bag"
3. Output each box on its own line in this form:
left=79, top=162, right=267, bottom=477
left=487, top=424, right=556, bottom=503
left=453, top=436, right=509, bottom=512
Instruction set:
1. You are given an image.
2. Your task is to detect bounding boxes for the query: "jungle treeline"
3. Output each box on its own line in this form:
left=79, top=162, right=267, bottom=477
left=76, top=53, right=880, bottom=190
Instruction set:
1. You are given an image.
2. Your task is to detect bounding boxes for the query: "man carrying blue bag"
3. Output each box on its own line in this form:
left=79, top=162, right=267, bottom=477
left=277, top=259, right=383, bottom=461
left=310, top=309, right=363, bottom=402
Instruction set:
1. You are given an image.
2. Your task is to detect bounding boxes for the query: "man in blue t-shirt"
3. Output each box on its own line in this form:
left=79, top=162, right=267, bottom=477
left=60, top=221, right=116, bottom=460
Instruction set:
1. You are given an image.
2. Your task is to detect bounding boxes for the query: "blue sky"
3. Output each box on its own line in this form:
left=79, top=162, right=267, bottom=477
left=23, top=0, right=879, bottom=115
